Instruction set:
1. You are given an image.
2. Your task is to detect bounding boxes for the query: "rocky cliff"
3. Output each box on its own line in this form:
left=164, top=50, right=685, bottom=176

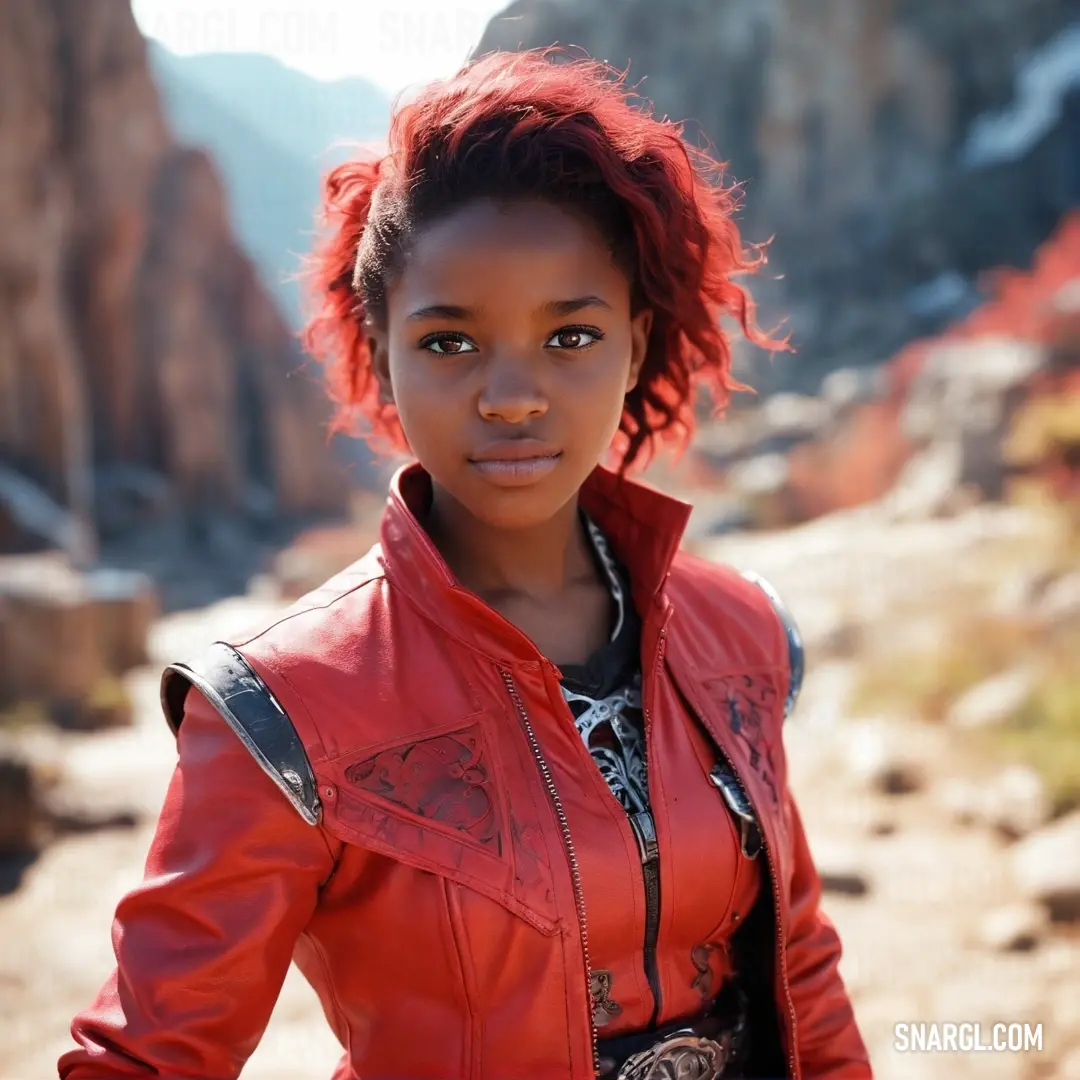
left=0, top=0, right=348, bottom=581
left=476, top=0, right=1080, bottom=391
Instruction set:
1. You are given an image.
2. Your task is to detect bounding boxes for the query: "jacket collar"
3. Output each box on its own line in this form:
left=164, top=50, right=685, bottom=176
left=377, top=461, right=692, bottom=663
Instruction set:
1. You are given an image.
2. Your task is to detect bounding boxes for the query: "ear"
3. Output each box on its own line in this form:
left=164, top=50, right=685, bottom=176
left=626, top=307, right=653, bottom=392
left=367, top=325, right=394, bottom=405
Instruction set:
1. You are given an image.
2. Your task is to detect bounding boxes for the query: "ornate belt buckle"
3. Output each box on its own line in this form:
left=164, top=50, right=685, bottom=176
left=616, top=1030, right=728, bottom=1080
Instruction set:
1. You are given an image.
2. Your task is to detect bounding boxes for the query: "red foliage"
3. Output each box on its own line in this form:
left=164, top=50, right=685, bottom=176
left=890, top=211, right=1080, bottom=398
left=786, top=399, right=912, bottom=519
left=789, top=212, right=1080, bottom=520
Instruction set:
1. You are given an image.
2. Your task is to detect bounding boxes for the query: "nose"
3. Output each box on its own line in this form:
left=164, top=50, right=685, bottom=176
left=477, top=355, right=549, bottom=424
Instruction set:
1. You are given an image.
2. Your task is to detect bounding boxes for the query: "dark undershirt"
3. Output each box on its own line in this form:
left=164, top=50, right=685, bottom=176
left=559, top=517, right=650, bottom=816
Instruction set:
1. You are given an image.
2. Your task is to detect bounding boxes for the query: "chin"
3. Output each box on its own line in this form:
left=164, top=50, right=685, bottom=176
left=461, top=482, right=576, bottom=532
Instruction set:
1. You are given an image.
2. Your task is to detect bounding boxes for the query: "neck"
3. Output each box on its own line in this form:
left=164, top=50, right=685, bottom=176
left=425, top=483, right=596, bottom=602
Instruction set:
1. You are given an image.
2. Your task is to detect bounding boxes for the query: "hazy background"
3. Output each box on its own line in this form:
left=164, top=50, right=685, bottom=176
left=0, top=2, right=1078, bottom=1078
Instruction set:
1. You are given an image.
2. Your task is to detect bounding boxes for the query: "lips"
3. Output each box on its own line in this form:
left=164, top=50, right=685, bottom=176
left=469, top=439, right=561, bottom=463
left=467, top=440, right=562, bottom=487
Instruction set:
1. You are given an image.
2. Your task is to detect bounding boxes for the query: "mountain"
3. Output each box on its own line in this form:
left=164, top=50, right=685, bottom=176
left=148, top=46, right=391, bottom=324
left=0, top=0, right=349, bottom=584
left=475, top=0, right=1080, bottom=393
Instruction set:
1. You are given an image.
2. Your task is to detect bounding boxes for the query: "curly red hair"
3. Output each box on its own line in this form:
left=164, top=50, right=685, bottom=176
left=300, top=47, right=784, bottom=471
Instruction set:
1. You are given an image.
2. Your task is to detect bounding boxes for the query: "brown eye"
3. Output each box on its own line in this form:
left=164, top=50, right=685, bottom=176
left=422, top=334, right=477, bottom=355
left=545, top=326, right=602, bottom=350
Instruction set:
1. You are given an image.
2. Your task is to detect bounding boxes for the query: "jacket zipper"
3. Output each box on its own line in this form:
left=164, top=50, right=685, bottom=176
left=669, top=672, right=800, bottom=1080
left=627, top=809, right=662, bottom=1027
left=499, top=669, right=600, bottom=1078
left=632, top=623, right=668, bottom=1026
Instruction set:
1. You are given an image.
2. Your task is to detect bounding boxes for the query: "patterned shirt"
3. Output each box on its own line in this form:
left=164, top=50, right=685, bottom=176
left=558, top=517, right=649, bottom=815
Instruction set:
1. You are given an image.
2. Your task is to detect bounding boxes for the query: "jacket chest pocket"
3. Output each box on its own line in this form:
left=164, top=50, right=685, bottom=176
left=700, top=670, right=787, bottom=811
left=315, top=710, right=561, bottom=937
left=663, top=657, right=790, bottom=849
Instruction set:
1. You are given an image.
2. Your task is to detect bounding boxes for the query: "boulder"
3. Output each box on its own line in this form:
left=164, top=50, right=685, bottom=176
left=0, top=748, right=41, bottom=857
left=1011, top=811, right=1080, bottom=922
left=945, top=668, right=1036, bottom=730
left=975, top=901, right=1046, bottom=953
left=0, top=554, right=148, bottom=728
left=845, top=719, right=927, bottom=796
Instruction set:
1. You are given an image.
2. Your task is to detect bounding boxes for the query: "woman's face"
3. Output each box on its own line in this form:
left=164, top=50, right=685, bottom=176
left=368, top=197, right=652, bottom=530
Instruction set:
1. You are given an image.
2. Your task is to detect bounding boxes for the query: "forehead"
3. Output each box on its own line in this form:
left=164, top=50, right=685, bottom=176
left=391, top=198, right=630, bottom=309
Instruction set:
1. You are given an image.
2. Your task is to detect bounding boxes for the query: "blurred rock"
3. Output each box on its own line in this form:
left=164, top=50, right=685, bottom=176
left=40, top=785, right=140, bottom=837
left=866, top=817, right=897, bottom=838
left=938, top=767, right=1050, bottom=840
left=1050, top=982, right=1080, bottom=1046
left=816, top=617, right=864, bottom=660
left=902, top=338, right=1044, bottom=443
left=92, top=466, right=172, bottom=541
left=812, top=842, right=872, bottom=897
left=54, top=677, right=135, bottom=734
left=1062, top=1045, right=1080, bottom=1080
left=877, top=440, right=964, bottom=521
left=0, top=554, right=147, bottom=728
left=938, top=777, right=993, bottom=829
left=819, top=368, right=886, bottom=412
left=975, top=901, right=1046, bottom=952
left=786, top=399, right=913, bottom=521
left=945, top=668, right=1036, bottom=730
left=991, top=765, right=1051, bottom=841
left=1011, top=812, right=1080, bottom=922
left=0, top=749, right=41, bottom=857
left=699, top=499, right=756, bottom=539
left=761, top=393, right=832, bottom=441
left=1034, top=571, right=1080, bottom=631
left=691, top=393, right=832, bottom=487
left=724, top=453, right=792, bottom=529
left=273, top=524, right=380, bottom=600
left=86, top=569, right=159, bottom=673
left=0, top=725, right=139, bottom=864
left=989, top=570, right=1049, bottom=619
left=845, top=720, right=927, bottom=796
left=0, top=556, right=107, bottom=713
left=1003, top=360, right=1080, bottom=501
left=900, top=338, right=1046, bottom=501
left=1038, top=940, right=1080, bottom=981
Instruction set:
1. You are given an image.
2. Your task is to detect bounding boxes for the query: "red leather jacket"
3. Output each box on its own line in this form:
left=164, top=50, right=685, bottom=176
left=60, top=463, right=871, bottom=1080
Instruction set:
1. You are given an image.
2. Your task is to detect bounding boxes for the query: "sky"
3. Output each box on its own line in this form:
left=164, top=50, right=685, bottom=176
left=132, top=0, right=515, bottom=96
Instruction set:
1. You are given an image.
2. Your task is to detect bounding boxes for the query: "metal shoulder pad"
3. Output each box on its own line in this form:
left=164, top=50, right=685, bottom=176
left=739, top=571, right=805, bottom=720
left=160, top=641, right=322, bottom=825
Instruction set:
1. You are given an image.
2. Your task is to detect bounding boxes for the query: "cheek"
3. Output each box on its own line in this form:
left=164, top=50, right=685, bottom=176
left=388, top=356, right=461, bottom=439
left=565, top=344, right=634, bottom=415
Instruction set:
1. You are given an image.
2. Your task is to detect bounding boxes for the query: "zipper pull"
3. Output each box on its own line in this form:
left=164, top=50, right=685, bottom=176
left=709, top=763, right=763, bottom=860
left=629, top=810, right=659, bottom=865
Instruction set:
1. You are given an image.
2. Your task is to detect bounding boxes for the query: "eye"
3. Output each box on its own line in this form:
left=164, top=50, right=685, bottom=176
left=545, top=325, right=604, bottom=350
left=419, top=333, right=478, bottom=356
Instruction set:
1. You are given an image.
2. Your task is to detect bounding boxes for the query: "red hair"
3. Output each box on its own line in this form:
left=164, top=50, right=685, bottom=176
left=300, top=48, right=784, bottom=471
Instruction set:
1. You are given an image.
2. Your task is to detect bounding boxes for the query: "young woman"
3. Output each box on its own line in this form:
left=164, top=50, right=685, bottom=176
left=60, top=49, right=871, bottom=1080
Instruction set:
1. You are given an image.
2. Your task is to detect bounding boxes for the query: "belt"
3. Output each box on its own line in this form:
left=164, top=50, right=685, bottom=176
left=597, top=982, right=750, bottom=1080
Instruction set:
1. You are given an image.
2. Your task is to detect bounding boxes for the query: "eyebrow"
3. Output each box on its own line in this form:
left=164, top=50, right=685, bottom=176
left=405, top=295, right=613, bottom=321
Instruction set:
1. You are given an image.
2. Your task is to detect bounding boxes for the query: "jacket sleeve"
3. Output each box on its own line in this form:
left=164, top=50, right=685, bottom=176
left=783, top=791, right=873, bottom=1079
left=58, top=688, right=340, bottom=1079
